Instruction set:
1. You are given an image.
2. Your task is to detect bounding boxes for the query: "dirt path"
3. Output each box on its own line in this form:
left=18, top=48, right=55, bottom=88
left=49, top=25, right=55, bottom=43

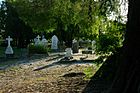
left=0, top=54, right=100, bottom=93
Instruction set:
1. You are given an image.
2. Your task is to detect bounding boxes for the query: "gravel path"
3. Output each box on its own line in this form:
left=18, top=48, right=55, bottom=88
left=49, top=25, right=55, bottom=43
left=0, top=53, right=99, bottom=93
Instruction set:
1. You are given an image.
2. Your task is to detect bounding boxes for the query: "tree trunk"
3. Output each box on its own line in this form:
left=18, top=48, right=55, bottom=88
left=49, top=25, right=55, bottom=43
left=108, top=0, right=140, bottom=93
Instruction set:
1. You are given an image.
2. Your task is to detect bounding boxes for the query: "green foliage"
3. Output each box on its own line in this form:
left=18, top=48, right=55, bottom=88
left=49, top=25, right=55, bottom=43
left=27, top=43, right=48, bottom=54
left=0, top=47, right=27, bottom=58
left=95, top=21, right=125, bottom=54
left=83, top=64, right=102, bottom=80
left=0, top=1, right=34, bottom=48
left=7, top=0, right=120, bottom=39
left=7, top=0, right=52, bottom=33
left=84, top=66, right=94, bottom=79
left=3, top=0, right=126, bottom=54
left=48, top=0, right=82, bottom=42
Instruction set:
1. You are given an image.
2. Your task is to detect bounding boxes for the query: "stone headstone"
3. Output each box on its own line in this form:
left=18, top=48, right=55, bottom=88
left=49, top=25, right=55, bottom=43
left=58, top=41, right=66, bottom=52
left=35, top=35, right=41, bottom=45
left=41, top=35, right=47, bottom=46
left=79, top=39, right=84, bottom=48
left=72, top=39, right=79, bottom=53
left=34, top=38, right=37, bottom=43
left=51, top=35, right=58, bottom=50
left=5, top=36, right=14, bottom=57
left=92, top=40, right=96, bottom=49
left=73, top=39, right=77, bottom=43
left=65, top=48, right=73, bottom=58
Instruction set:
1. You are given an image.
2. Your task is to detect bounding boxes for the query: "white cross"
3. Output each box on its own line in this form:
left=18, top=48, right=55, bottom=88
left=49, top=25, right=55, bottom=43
left=36, top=35, right=41, bottom=41
left=6, top=36, right=13, bottom=47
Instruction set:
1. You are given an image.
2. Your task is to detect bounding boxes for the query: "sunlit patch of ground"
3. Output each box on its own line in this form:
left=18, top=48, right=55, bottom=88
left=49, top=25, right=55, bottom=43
left=0, top=52, right=101, bottom=93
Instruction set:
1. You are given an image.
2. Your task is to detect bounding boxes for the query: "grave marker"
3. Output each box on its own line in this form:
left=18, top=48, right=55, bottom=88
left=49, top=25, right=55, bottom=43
left=51, top=35, right=58, bottom=51
left=5, top=36, right=14, bottom=57
left=65, top=48, right=73, bottom=59
left=72, top=39, right=79, bottom=53
left=41, top=35, right=47, bottom=46
left=35, top=35, right=41, bottom=45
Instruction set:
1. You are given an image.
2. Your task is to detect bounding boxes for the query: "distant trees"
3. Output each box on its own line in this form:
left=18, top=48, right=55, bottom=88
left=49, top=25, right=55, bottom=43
left=45, top=0, right=125, bottom=49
left=1, top=0, right=125, bottom=55
left=0, top=1, right=6, bottom=39
left=0, top=1, right=34, bottom=48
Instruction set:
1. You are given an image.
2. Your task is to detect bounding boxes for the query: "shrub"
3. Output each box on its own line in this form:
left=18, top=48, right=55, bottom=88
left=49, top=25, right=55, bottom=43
left=27, top=43, right=48, bottom=55
left=96, top=33, right=123, bottom=55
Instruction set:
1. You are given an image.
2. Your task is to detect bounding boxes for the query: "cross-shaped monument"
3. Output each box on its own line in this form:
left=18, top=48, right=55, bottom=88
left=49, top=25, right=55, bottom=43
left=37, top=35, right=41, bottom=41
left=6, top=36, right=13, bottom=46
left=5, top=36, right=14, bottom=57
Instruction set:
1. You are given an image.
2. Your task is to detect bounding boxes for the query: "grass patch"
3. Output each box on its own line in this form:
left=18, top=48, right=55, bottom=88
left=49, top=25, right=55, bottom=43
left=0, top=47, right=27, bottom=67
left=0, top=46, right=27, bottom=58
left=0, top=47, right=6, bottom=57
left=83, top=64, right=102, bottom=80
left=28, top=43, right=48, bottom=55
left=0, top=59, right=18, bottom=67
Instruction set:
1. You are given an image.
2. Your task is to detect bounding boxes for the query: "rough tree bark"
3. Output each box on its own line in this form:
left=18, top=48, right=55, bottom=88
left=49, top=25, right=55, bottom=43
left=108, top=0, right=140, bottom=93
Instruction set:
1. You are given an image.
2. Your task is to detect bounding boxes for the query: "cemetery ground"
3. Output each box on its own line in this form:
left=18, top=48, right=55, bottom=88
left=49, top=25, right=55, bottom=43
left=0, top=47, right=105, bottom=93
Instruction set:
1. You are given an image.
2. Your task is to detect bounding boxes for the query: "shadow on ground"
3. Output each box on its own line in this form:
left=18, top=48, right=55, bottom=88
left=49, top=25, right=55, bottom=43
left=82, top=54, right=120, bottom=93
left=33, top=57, right=97, bottom=71
left=0, top=52, right=61, bottom=70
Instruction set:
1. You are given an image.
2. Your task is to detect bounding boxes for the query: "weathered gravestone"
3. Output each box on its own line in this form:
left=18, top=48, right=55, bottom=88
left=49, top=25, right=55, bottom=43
left=65, top=48, right=73, bottom=59
left=51, top=35, right=58, bottom=51
left=58, top=41, right=66, bottom=52
left=92, top=40, right=96, bottom=49
left=79, top=39, right=84, bottom=48
left=35, top=35, right=41, bottom=46
left=82, top=40, right=93, bottom=55
left=5, top=36, right=14, bottom=57
left=72, top=39, right=79, bottom=53
left=34, top=37, right=37, bottom=43
left=41, top=35, right=47, bottom=47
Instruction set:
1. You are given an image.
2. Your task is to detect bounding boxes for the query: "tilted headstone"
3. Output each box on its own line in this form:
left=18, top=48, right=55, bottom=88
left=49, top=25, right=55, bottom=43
left=5, top=36, right=14, bottom=56
left=51, top=35, right=58, bottom=50
left=35, top=35, right=41, bottom=45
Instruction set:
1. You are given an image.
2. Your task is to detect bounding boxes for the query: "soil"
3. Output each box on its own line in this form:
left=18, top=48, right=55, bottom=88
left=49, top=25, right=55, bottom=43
left=0, top=53, right=100, bottom=93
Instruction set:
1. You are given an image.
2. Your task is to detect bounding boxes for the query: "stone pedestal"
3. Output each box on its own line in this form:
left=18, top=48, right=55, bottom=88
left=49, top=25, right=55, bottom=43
left=5, top=46, right=14, bottom=57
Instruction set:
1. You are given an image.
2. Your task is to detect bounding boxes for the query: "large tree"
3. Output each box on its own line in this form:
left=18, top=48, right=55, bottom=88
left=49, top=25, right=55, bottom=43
left=108, top=0, right=140, bottom=92
left=83, top=0, right=140, bottom=93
